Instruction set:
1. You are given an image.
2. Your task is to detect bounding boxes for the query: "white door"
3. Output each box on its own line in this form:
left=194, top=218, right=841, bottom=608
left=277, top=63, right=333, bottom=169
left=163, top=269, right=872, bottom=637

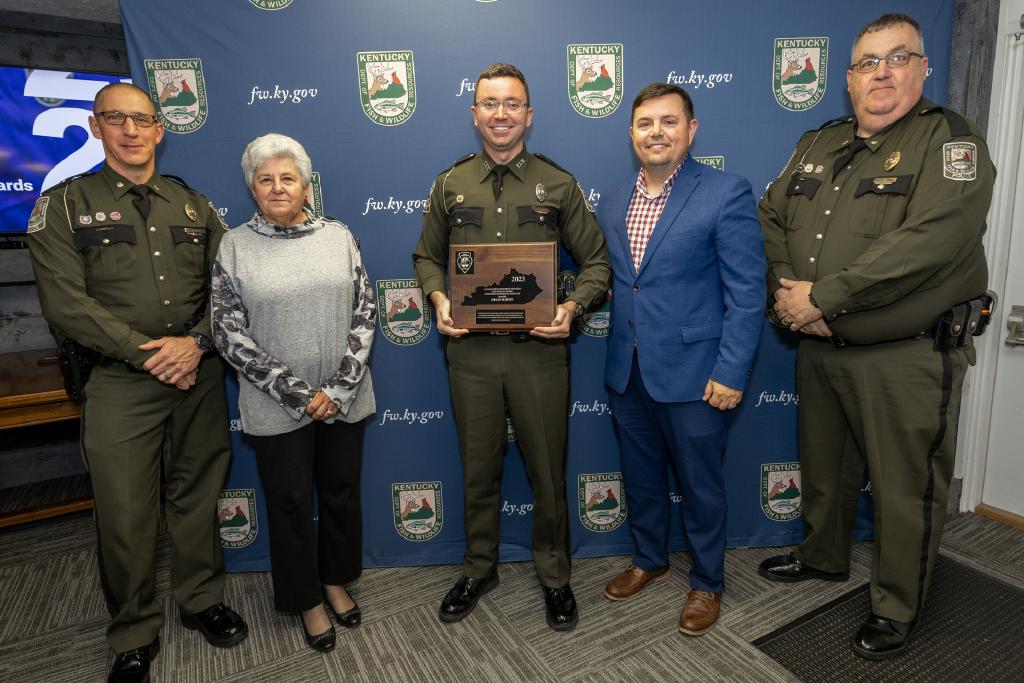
left=958, top=1, right=1024, bottom=519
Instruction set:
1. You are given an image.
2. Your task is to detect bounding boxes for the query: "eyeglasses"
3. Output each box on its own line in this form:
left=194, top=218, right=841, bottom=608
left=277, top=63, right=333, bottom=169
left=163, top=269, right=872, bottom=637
left=474, top=98, right=527, bottom=113
left=94, top=111, right=160, bottom=127
left=849, top=50, right=924, bottom=74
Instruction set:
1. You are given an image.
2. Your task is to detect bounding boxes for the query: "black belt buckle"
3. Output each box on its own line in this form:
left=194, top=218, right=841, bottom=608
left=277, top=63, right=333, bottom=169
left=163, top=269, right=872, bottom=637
left=828, top=335, right=848, bottom=348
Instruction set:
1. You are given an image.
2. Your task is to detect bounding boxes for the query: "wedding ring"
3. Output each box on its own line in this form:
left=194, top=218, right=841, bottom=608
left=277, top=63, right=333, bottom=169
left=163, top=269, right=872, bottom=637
left=729, top=403, right=737, bottom=409
left=161, top=372, right=170, bottom=381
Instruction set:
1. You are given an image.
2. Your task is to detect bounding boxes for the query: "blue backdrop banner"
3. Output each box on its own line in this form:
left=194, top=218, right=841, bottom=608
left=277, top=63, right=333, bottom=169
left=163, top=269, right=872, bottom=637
left=117, top=0, right=953, bottom=571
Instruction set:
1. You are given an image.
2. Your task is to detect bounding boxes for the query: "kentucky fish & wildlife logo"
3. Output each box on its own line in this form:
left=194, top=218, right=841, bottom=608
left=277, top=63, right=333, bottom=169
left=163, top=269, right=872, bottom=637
left=578, top=472, right=626, bottom=532
left=694, top=155, right=725, bottom=171
left=249, top=0, right=294, bottom=8
left=145, top=58, right=208, bottom=133
left=567, top=44, right=623, bottom=118
left=577, top=295, right=610, bottom=338
left=357, top=51, right=416, bottom=126
left=218, top=489, right=258, bottom=548
left=761, top=463, right=802, bottom=521
left=377, top=279, right=430, bottom=345
left=772, top=37, right=828, bottom=111
left=393, top=482, right=443, bottom=541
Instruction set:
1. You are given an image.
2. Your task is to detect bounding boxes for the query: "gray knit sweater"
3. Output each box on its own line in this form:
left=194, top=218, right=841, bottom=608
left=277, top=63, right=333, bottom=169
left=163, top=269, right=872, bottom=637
left=211, top=212, right=376, bottom=436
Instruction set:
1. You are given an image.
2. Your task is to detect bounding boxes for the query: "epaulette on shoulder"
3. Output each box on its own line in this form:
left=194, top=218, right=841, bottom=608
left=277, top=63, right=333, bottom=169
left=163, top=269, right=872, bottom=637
left=44, top=170, right=97, bottom=194
left=442, top=153, right=475, bottom=174
left=918, top=104, right=973, bottom=137
left=532, top=152, right=572, bottom=175
left=804, top=115, right=853, bottom=136
left=162, top=174, right=194, bottom=190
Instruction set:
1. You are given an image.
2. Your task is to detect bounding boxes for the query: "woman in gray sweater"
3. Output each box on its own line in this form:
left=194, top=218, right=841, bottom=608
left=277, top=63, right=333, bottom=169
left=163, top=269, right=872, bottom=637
left=211, top=133, right=375, bottom=652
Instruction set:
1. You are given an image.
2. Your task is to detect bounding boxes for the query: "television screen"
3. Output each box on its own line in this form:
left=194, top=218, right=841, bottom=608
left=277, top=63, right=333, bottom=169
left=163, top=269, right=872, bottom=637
left=0, top=67, right=128, bottom=234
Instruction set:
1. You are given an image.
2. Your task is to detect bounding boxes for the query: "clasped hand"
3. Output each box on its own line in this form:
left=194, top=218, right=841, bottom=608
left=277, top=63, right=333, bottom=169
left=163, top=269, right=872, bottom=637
left=773, top=278, right=832, bottom=337
left=140, top=336, right=202, bottom=390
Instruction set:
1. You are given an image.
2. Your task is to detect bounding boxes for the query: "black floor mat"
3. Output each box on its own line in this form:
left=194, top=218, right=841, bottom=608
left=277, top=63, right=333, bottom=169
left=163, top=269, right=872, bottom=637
left=753, top=555, right=1024, bottom=682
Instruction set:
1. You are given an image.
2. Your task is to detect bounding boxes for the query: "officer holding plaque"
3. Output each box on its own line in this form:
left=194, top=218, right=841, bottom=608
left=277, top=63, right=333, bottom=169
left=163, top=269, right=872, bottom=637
left=413, top=62, right=609, bottom=632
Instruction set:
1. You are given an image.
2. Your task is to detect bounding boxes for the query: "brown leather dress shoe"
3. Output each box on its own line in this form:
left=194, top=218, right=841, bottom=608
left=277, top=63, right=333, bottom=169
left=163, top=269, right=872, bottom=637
left=678, top=589, right=721, bottom=636
left=604, top=563, right=670, bottom=601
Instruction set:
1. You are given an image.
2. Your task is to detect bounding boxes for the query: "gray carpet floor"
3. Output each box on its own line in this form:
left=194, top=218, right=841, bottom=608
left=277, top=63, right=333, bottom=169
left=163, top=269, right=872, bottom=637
left=0, top=509, right=1021, bottom=682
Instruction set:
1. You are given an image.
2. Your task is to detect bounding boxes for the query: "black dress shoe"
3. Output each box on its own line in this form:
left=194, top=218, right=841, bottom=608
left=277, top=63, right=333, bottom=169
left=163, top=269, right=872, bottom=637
left=543, top=584, right=578, bottom=632
left=439, top=572, right=498, bottom=623
left=328, top=597, right=362, bottom=629
left=108, top=636, right=159, bottom=683
left=758, top=553, right=849, bottom=583
left=302, top=618, right=337, bottom=652
left=852, top=613, right=914, bottom=660
left=180, top=602, right=249, bottom=647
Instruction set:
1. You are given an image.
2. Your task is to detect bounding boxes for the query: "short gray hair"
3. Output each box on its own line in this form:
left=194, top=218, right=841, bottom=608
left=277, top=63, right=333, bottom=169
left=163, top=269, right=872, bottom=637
left=852, top=13, right=924, bottom=61
left=241, top=133, right=313, bottom=188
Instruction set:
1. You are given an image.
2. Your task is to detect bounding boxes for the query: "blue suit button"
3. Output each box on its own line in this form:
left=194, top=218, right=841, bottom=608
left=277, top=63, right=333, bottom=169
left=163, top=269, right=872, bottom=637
left=632, top=285, right=640, bottom=292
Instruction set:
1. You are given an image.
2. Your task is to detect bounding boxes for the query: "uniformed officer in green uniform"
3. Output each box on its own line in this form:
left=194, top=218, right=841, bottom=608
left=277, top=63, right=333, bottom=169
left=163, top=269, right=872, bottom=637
left=757, top=14, right=994, bottom=659
left=413, top=63, right=610, bottom=631
left=26, top=83, right=247, bottom=683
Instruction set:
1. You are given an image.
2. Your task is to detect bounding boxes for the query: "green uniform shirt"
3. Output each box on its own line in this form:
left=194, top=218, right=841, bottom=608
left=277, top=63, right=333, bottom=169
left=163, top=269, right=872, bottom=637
left=413, top=149, right=610, bottom=312
left=27, top=164, right=226, bottom=369
left=759, top=98, right=993, bottom=343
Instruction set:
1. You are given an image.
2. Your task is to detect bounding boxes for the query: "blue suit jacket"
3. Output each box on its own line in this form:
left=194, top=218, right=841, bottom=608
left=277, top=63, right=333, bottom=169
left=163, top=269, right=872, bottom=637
left=599, top=157, right=767, bottom=402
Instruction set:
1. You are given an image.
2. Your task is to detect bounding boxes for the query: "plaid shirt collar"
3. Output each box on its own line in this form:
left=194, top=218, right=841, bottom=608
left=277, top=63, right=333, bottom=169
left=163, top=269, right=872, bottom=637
left=634, top=160, right=684, bottom=201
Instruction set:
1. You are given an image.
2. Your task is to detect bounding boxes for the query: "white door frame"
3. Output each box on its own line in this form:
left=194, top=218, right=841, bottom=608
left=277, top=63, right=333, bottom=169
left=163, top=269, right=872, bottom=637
left=957, top=1, right=1024, bottom=512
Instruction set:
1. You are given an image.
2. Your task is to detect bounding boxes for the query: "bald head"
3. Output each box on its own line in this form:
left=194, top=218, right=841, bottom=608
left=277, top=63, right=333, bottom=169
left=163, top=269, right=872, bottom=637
left=93, top=82, right=157, bottom=115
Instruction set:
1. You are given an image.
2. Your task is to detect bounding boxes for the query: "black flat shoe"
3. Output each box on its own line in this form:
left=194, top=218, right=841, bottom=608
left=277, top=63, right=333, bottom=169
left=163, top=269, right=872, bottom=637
left=543, top=584, right=578, bottom=632
left=108, top=636, right=159, bottom=683
left=180, top=602, right=249, bottom=647
left=302, top=618, right=337, bottom=652
left=758, top=553, right=850, bottom=583
left=852, top=613, right=914, bottom=660
left=439, top=572, right=498, bottom=623
left=328, top=598, right=362, bottom=629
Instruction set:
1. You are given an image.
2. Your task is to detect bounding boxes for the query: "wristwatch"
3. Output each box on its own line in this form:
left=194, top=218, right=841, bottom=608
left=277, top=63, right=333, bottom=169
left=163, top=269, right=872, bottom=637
left=189, top=332, right=215, bottom=352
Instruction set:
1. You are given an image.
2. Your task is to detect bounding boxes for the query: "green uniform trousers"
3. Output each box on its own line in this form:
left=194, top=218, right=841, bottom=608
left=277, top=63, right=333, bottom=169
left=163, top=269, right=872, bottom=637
left=82, top=355, right=231, bottom=651
left=445, top=334, right=571, bottom=588
left=794, top=337, right=970, bottom=623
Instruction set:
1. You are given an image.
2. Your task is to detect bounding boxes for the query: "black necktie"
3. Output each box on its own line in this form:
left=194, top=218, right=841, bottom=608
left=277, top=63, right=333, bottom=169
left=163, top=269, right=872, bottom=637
left=831, top=137, right=869, bottom=180
left=129, top=185, right=152, bottom=220
left=491, top=165, right=508, bottom=199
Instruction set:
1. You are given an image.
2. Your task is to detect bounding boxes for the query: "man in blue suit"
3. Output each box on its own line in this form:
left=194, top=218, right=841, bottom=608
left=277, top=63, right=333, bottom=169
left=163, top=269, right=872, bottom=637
left=600, top=83, right=765, bottom=636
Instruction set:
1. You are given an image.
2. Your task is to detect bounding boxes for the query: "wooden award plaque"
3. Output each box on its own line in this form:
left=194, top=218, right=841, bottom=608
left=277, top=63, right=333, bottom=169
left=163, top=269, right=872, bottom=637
left=449, top=242, right=557, bottom=331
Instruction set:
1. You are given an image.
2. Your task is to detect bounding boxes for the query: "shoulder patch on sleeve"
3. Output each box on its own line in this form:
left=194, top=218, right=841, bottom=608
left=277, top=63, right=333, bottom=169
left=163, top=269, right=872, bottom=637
left=208, top=201, right=229, bottom=229
left=27, top=196, right=49, bottom=233
left=943, top=142, right=977, bottom=181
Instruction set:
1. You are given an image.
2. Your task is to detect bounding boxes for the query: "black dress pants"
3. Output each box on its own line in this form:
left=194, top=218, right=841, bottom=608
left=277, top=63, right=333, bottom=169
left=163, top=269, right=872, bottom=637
left=251, top=419, right=364, bottom=612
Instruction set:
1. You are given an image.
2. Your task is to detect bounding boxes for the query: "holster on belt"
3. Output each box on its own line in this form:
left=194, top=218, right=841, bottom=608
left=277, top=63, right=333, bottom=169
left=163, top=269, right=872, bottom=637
left=55, top=334, right=107, bottom=402
left=933, top=290, right=997, bottom=350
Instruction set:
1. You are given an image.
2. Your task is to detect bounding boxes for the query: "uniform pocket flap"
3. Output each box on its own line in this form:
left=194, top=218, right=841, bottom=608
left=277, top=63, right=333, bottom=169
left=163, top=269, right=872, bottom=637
left=170, top=225, right=208, bottom=245
left=449, top=206, right=484, bottom=228
left=854, top=175, right=913, bottom=197
left=681, top=320, right=723, bottom=343
left=516, top=205, right=561, bottom=226
left=73, top=224, right=136, bottom=250
left=784, top=176, right=822, bottom=199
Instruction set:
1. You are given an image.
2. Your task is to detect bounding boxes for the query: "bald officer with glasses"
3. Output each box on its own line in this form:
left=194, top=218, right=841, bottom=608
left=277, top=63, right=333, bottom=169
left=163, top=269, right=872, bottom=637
left=27, top=83, right=246, bottom=683
left=414, top=63, right=609, bottom=632
left=758, top=14, right=993, bottom=660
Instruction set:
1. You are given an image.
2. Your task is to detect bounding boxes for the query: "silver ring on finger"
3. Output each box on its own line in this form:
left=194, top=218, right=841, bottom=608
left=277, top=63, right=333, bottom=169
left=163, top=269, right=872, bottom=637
left=729, top=403, right=738, bottom=409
